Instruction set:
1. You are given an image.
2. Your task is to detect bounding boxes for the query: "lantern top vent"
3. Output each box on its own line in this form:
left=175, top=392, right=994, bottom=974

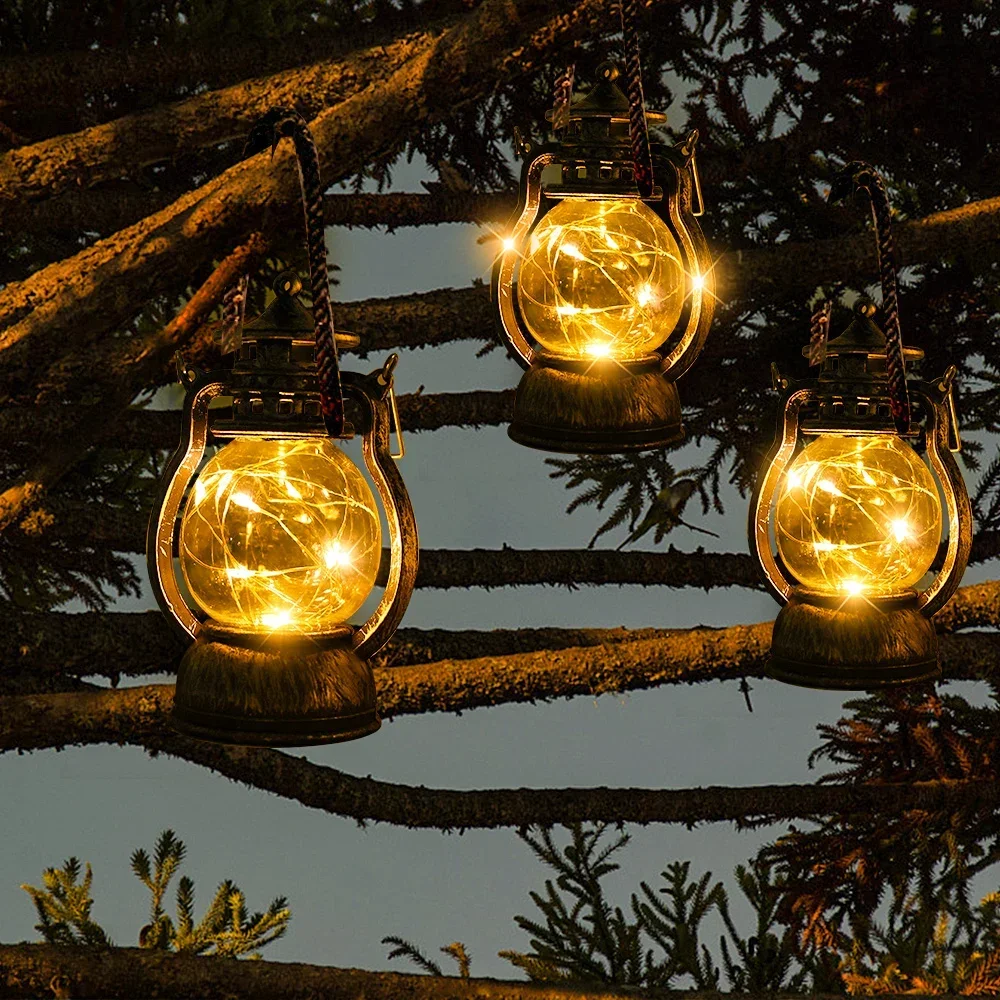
left=803, top=299, right=922, bottom=368
left=545, top=61, right=665, bottom=128
left=242, top=270, right=359, bottom=350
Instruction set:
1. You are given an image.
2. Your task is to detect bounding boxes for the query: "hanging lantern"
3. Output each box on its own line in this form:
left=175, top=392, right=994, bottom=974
left=147, top=271, right=418, bottom=745
left=749, top=301, right=971, bottom=689
left=491, top=61, right=714, bottom=453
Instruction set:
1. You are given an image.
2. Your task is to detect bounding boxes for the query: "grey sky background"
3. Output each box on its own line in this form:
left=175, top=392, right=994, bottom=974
left=3, top=147, right=997, bottom=979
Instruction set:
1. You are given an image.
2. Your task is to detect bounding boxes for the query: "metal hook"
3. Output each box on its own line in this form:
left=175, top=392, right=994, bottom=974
left=939, top=365, right=962, bottom=453
left=377, top=353, right=405, bottom=460
left=681, top=129, right=705, bottom=217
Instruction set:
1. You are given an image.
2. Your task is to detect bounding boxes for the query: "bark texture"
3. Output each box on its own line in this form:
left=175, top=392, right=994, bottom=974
left=3, top=687, right=1000, bottom=830
left=0, top=23, right=455, bottom=223
left=0, top=0, right=666, bottom=403
left=0, top=2, right=467, bottom=139
left=3, top=580, right=998, bottom=710
left=9, top=189, right=518, bottom=247
left=0, top=234, right=266, bottom=534
left=0, top=944, right=868, bottom=1000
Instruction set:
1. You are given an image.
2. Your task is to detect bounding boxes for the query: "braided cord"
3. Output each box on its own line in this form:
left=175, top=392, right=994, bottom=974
left=241, top=108, right=345, bottom=436
left=551, top=64, right=575, bottom=133
left=807, top=298, right=832, bottom=368
left=618, top=0, right=654, bottom=197
left=219, top=275, right=248, bottom=355
left=835, top=161, right=911, bottom=434
left=279, top=113, right=345, bottom=437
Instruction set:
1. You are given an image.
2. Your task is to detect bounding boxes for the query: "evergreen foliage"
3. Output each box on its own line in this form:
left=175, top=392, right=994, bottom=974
left=20, top=857, right=111, bottom=948
left=21, top=830, right=290, bottom=958
left=387, top=817, right=1000, bottom=995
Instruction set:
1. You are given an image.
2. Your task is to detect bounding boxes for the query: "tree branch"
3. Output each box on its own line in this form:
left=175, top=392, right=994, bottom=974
left=0, top=0, right=656, bottom=401
left=0, top=20, right=460, bottom=224
left=3, top=684, right=1000, bottom=831
left=0, top=944, right=807, bottom=1000
left=4, top=582, right=998, bottom=702
left=0, top=1, right=470, bottom=141
left=8, top=189, right=518, bottom=250
left=0, top=234, right=266, bottom=534
left=0, top=389, right=513, bottom=459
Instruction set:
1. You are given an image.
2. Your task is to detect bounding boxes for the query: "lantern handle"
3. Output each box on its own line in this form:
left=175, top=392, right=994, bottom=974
left=492, top=149, right=558, bottom=370
left=146, top=360, right=227, bottom=642
left=914, top=376, right=972, bottom=618
left=748, top=383, right=812, bottom=605
left=656, top=155, right=715, bottom=383
left=345, top=367, right=419, bottom=660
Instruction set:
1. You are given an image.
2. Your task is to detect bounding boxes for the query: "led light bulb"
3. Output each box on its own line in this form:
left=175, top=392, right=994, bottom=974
left=775, top=435, right=942, bottom=595
left=179, top=438, right=381, bottom=631
left=516, top=198, right=686, bottom=359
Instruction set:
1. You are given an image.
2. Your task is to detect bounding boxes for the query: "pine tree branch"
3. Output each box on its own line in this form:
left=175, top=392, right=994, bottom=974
left=4, top=581, right=998, bottom=698
left=9, top=188, right=518, bottom=250
left=0, top=390, right=513, bottom=456
left=0, top=234, right=266, bottom=535
left=9, top=183, right=1000, bottom=311
left=0, top=0, right=667, bottom=402
left=0, top=20, right=460, bottom=225
left=4, top=685, right=1000, bottom=830
left=5, top=188, right=1000, bottom=406
left=723, top=194, right=1000, bottom=301
left=0, top=943, right=805, bottom=1000
left=0, top=0, right=472, bottom=142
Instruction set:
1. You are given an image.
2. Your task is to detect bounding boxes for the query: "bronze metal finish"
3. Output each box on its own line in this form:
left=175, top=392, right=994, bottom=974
left=147, top=274, right=418, bottom=746
left=748, top=301, right=971, bottom=690
left=492, top=62, right=714, bottom=455
left=508, top=353, right=682, bottom=453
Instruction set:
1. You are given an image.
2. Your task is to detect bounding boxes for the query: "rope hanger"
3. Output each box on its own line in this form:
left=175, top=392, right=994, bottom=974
left=220, top=108, right=347, bottom=438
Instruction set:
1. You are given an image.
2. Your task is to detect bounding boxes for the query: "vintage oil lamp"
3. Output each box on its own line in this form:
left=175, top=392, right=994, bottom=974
left=749, top=301, right=971, bottom=688
left=491, top=61, right=714, bottom=453
left=147, top=271, right=418, bottom=745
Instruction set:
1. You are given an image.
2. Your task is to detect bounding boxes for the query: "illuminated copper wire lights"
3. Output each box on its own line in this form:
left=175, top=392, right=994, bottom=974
left=774, top=434, right=942, bottom=597
left=179, top=437, right=381, bottom=633
left=517, top=198, right=686, bottom=360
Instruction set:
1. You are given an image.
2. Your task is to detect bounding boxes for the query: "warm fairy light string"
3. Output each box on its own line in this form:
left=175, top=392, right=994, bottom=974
left=180, top=439, right=381, bottom=632
left=515, top=199, right=686, bottom=359
left=775, top=435, right=942, bottom=596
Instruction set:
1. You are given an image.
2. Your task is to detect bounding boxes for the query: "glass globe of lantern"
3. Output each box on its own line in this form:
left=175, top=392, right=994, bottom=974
left=517, top=198, right=686, bottom=360
left=774, top=433, right=942, bottom=597
left=179, top=437, right=381, bottom=633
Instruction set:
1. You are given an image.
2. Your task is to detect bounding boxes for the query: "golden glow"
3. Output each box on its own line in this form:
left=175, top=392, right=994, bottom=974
left=179, top=437, right=381, bottom=632
left=516, top=198, right=686, bottom=359
left=502, top=237, right=516, bottom=253
left=775, top=435, right=942, bottom=595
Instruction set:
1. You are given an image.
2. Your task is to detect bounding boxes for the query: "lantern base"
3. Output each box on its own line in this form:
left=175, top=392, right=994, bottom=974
left=767, top=589, right=940, bottom=690
left=170, top=623, right=380, bottom=747
left=508, top=353, right=682, bottom=454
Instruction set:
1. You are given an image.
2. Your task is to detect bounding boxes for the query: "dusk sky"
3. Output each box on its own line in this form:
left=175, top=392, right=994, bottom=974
left=3, top=150, right=995, bottom=978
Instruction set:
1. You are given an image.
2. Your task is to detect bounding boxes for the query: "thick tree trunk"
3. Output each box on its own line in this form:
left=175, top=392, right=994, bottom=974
left=0, top=0, right=662, bottom=402
left=0, top=22, right=459, bottom=222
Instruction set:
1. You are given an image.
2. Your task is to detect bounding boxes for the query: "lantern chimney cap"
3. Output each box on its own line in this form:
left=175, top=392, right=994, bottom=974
left=802, top=298, right=923, bottom=362
left=242, top=269, right=359, bottom=349
left=545, top=60, right=666, bottom=126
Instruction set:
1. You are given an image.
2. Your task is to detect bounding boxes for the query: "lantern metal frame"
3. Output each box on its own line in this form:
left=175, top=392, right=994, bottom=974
left=491, top=61, right=715, bottom=454
left=748, top=302, right=971, bottom=690
left=147, top=273, right=418, bottom=746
